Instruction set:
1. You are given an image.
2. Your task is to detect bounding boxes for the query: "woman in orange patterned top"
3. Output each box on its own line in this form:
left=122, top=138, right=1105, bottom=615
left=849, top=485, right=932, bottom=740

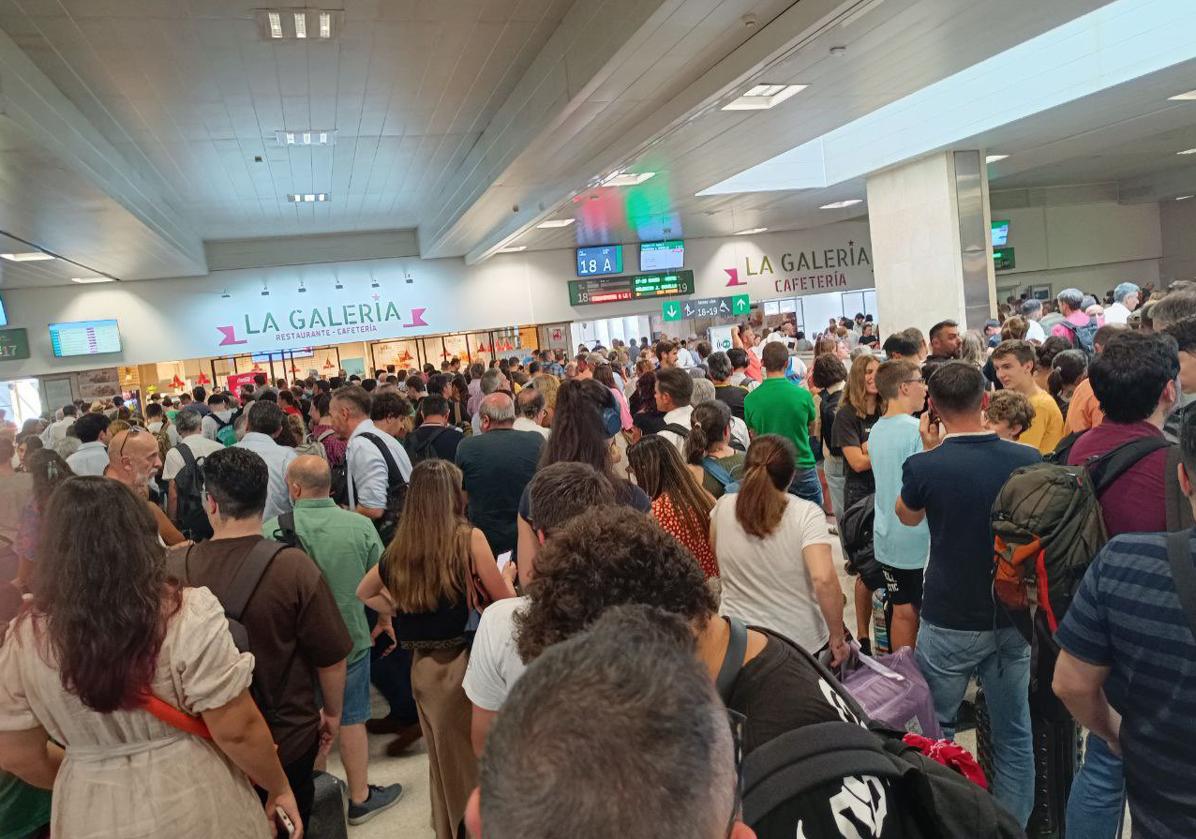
left=626, top=435, right=719, bottom=579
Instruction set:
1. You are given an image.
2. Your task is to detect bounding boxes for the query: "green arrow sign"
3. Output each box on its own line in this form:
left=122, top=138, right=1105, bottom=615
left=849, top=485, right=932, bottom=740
left=731, top=294, right=751, bottom=315
left=662, top=301, right=683, bottom=322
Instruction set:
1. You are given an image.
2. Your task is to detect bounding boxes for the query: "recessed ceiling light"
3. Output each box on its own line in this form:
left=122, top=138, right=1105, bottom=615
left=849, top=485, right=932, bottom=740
left=722, top=83, right=808, bottom=111
left=0, top=251, right=54, bottom=262
left=293, top=12, right=307, bottom=38
left=319, top=12, right=332, bottom=38
left=986, top=154, right=1010, bottom=163
left=601, top=171, right=656, bottom=187
left=287, top=193, right=330, bottom=202
left=536, top=218, right=575, bottom=229
left=735, top=227, right=768, bottom=235
left=258, top=9, right=338, bottom=41
left=1178, top=195, right=1194, bottom=201
left=276, top=129, right=335, bottom=146
left=1169, top=89, right=1196, bottom=100
left=71, top=276, right=113, bottom=284
left=498, top=245, right=527, bottom=253
left=267, top=11, right=282, bottom=38
left=1179, top=148, right=1196, bottom=155
left=820, top=199, right=863, bottom=209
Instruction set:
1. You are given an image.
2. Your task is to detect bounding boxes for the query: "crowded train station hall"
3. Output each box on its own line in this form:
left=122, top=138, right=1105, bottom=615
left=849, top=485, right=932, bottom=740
left=1, top=1, right=1195, bottom=837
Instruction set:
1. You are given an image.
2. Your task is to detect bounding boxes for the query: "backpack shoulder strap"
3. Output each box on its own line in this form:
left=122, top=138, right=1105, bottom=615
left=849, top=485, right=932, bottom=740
left=1166, top=530, right=1196, bottom=636
left=663, top=423, right=690, bottom=438
left=742, top=723, right=904, bottom=826
left=359, top=431, right=403, bottom=484
left=225, top=539, right=287, bottom=622
left=176, top=441, right=197, bottom=470
left=715, top=617, right=749, bottom=702
left=316, top=428, right=335, bottom=443
left=1165, top=447, right=1195, bottom=532
left=1087, top=436, right=1171, bottom=494
left=703, top=457, right=736, bottom=489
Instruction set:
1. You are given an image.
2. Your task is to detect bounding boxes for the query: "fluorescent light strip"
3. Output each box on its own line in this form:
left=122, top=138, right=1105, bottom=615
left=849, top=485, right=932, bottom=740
left=287, top=193, right=330, bottom=202
left=1177, top=195, right=1194, bottom=201
left=267, top=11, right=282, bottom=38
left=497, top=245, right=527, bottom=253
left=722, top=84, right=808, bottom=111
left=820, top=199, right=863, bottom=209
left=276, top=129, right=335, bottom=146
left=0, top=252, right=54, bottom=262
left=1178, top=148, right=1196, bottom=155
left=1169, top=89, right=1196, bottom=100
left=735, top=227, right=769, bottom=235
left=699, top=0, right=1196, bottom=195
left=319, top=12, right=332, bottom=38
left=536, top=219, right=575, bottom=229
left=294, top=12, right=307, bottom=38
left=71, top=276, right=114, bottom=284
left=986, top=154, right=1009, bottom=163
left=601, top=171, right=655, bottom=187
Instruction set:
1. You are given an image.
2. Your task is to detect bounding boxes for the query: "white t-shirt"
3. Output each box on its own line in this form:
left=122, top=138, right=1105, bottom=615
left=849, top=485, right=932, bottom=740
left=712, top=492, right=836, bottom=652
left=162, top=435, right=225, bottom=481
left=462, top=596, right=528, bottom=711
left=346, top=419, right=413, bottom=510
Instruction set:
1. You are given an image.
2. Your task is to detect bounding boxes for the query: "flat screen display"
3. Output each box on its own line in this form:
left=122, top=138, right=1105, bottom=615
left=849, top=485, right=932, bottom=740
left=639, top=239, right=684, bottom=271
left=569, top=270, right=695, bottom=306
left=576, top=245, right=623, bottom=277
left=49, top=319, right=122, bottom=357
left=0, top=294, right=7, bottom=328
left=992, top=220, right=1010, bottom=247
left=251, top=347, right=314, bottom=363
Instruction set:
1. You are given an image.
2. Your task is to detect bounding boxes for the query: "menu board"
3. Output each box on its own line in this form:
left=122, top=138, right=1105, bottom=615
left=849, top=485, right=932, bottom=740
left=49, top=319, right=122, bottom=357
left=639, top=240, right=685, bottom=271
left=569, top=270, right=695, bottom=306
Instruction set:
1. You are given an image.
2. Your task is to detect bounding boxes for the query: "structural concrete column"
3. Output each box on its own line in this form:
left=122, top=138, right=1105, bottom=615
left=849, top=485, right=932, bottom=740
left=866, top=150, right=996, bottom=336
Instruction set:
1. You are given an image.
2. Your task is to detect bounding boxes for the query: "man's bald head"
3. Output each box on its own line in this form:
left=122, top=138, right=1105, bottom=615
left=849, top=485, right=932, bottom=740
left=107, top=428, right=162, bottom=489
left=286, top=455, right=332, bottom=499
left=479, top=392, right=516, bottom=429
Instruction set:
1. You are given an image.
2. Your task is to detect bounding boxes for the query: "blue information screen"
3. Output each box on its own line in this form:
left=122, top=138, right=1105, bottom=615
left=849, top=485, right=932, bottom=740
left=576, top=245, right=623, bottom=277
left=49, top=319, right=122, bottom=357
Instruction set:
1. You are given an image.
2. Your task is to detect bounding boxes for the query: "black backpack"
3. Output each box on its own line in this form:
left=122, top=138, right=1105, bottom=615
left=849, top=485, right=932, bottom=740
left=353, top=432, right=408, bottom=545
left=173, top=444, right=213, bottom=541
left=717, top=619, right=1024, bottom=839
left=407, top=426, right=450, bottom=464
left=316, top=429, right=349, bottom=506
left=1057, top=317, right=1098, bottom=356
left=840, top=493, right=887, bottom=591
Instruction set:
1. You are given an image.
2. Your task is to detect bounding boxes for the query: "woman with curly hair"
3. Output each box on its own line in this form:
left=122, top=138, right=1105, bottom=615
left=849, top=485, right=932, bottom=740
left=0, top=477, right=299, bottom=838
left=515, top=505, right=865, bottom=756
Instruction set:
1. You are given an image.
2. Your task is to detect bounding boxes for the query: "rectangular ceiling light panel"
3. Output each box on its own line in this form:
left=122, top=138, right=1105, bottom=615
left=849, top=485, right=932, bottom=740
left=287, top=193, right=330, bottom=202
left=0, top=252, right=53, bottom=262
left=276, top=129, right=336, bottom=145
left=723, top=83, right=808, bottom=111
left=256, top=9, right=340, bottom=40
left=700, top=0, right=1196, bottom=195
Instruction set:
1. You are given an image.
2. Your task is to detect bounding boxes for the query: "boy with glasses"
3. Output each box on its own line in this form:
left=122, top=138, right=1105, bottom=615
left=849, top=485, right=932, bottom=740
left=869, top=360, right=935, bottom=649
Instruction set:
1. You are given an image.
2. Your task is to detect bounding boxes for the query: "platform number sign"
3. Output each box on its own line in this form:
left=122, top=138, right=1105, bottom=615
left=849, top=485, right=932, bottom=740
left=576, top=245, right=624, bottom=277
left=0, top=328, right=30, bottom=360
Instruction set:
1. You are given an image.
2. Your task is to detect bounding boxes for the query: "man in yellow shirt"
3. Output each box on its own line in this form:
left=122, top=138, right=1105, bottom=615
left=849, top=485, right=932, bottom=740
left=992, top=339, right=1065, bottom=454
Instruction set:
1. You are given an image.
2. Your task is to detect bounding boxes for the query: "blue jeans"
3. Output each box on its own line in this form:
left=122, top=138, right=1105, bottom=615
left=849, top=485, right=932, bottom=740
left=1066, top=733, right=1125, bottom=839
left=915, top=622, right=1034, bottom=827
left=788, top=465, right=824, bottom=507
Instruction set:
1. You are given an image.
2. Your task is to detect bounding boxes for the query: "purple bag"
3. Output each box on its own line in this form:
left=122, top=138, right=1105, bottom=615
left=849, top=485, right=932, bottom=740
left=836, top=644, right=942, bottom=739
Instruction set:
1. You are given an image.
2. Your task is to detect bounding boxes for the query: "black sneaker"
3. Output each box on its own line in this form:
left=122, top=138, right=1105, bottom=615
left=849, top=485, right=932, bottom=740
left=347, top=783, right=404, bottom=825
left=858, top=637, right=872, bottom=657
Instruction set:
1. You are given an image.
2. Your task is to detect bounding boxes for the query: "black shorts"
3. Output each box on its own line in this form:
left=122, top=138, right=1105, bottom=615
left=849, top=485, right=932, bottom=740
left=880, top=564, right=924, bottom=609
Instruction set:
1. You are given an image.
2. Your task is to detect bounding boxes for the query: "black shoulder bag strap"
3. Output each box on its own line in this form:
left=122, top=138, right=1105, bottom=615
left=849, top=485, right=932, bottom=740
left=273, top=511, right=305, bottom=552
left=177, top=440, right=197, bottom=471
left=715, top=617, right=749, bottom=702
left=225, top=539, right=287, bottom=624
left=1166, top=448, right=1196, bottom=532
left=1166, top=530, right=1196, bottom=636
left=1087, top=436, right=1171, bottom=495
left=359, top=431, right=403, bottom=487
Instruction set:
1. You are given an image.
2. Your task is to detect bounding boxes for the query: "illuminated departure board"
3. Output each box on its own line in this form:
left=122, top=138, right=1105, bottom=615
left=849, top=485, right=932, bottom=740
left=568, top=270, right=695, bottom=306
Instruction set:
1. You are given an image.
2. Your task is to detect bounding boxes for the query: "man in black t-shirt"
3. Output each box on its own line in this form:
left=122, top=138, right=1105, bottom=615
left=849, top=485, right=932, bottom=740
left=407, top=395, right=463, bottom=462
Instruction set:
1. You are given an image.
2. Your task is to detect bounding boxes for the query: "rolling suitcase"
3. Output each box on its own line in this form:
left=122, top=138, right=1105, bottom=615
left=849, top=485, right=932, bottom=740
left=305, top=770, right=349, bottom=839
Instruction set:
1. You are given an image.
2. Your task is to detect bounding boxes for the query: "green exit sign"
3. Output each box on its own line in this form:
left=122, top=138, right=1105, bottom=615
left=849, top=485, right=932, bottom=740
left=662, top=294, right=750, bottom=322
left=993, top=247, right=1015, bottom=271
left=0, top=328, right=29, bottom=360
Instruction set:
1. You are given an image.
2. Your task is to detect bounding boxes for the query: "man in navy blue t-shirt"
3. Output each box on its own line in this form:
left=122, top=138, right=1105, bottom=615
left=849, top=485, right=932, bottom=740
left=897, top=362, right=1040, bottom=827
left=1052, top=406, right=1196, bottom=839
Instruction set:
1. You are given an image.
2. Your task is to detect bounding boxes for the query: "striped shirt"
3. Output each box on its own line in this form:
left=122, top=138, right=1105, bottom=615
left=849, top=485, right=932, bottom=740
left=1055, top=531, right=1196, bottom=839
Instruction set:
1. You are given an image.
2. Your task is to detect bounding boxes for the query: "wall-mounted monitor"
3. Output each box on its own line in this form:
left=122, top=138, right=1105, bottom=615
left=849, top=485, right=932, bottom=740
left=639, top=239, right=684, bottom=271
left=0, top=293, right=7, bottom=328
left=991, top=219, right=1010, bottom=247
left=576, top=245, right=623, bottom=277
left=49, top=319, right=122, bottom=357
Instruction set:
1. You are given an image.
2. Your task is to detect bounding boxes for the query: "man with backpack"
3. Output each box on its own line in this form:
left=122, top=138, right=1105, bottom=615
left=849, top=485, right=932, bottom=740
left=897, top=362, right=1041, bottom=827
left=653, top=367, right=695, bottom=453
left=162, top=408, right=221, bottom=541
left=168, top=447, right=351, bottom=831
left=1052, top=406, right=1196, bottom=839
left=1051, top=287, right=1099, bottom=353
left=202, top=392, right=239, bottom=446
left=407, top=394, right=464, bottom=463
left=262, top=455, right=404, bottom=825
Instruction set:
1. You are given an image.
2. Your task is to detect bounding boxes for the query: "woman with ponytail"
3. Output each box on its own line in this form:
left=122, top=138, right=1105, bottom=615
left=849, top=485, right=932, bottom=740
left=684, top=400, right=745, bottom=499
left=626, top=435, right=718, bottom=579
left=710, top=435, right=848, bottom=664
left=1047, top=349, right=1087, bottom=415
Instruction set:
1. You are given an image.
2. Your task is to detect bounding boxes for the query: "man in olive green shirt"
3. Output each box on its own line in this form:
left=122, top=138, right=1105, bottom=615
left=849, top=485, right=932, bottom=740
left=742, top=341, right=824, bottom=506
left=263, top=455, right=403, bottom=824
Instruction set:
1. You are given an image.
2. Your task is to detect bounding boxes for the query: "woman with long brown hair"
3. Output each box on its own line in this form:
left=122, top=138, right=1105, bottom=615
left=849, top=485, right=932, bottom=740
left=626, top=435, right=719, bottom=579
left=356, top=459, right=515, bottom=839
left=12, top=450, right=74, bottom=593
left=0, top=477, right=300, bottom=838
left=684, top=400, right=745, bottom=499
left=833, top=353, right=882, bottom=512
left=710, top=435, right=847, bottom=664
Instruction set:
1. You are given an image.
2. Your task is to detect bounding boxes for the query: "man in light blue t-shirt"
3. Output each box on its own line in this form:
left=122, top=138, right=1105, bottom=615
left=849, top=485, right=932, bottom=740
left=870, top=359, right=933, bottom=649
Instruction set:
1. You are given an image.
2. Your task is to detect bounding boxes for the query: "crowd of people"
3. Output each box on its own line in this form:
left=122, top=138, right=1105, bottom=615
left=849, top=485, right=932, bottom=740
left=0, top=278, right=1193, bottom=838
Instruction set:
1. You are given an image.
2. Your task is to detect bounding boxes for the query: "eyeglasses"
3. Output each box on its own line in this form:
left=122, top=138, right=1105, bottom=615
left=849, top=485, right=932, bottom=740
left=117, top=425, right=144, bottom=458
left=903, top=378, right=926, bottom=385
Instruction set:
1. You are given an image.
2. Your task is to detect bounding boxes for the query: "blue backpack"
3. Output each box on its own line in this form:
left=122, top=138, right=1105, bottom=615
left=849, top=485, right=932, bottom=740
left=702, top=457, right=740, bottom=494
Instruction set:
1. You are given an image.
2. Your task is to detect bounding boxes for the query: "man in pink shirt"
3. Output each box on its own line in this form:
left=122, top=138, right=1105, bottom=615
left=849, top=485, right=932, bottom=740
left=1051, top=287, right=1096, bottom=345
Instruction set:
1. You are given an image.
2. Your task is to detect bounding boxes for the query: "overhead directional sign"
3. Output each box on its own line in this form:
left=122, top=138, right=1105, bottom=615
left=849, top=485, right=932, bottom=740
left=569, top=270, right=695, bottom=306
left=663, top=294, right=750, bottom=322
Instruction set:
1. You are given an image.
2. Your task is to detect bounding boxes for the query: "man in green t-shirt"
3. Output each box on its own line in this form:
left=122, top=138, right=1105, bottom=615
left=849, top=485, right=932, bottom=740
left=743, top=341, right=823, bottom=506
left=264, top=455, right=403, bottom=825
